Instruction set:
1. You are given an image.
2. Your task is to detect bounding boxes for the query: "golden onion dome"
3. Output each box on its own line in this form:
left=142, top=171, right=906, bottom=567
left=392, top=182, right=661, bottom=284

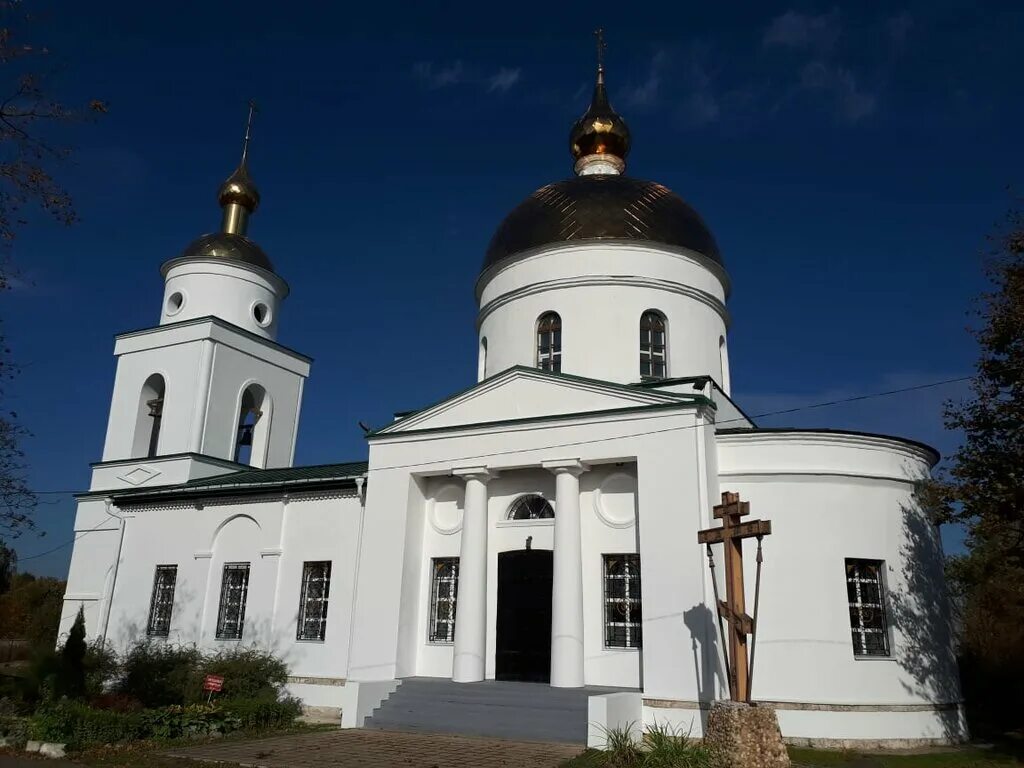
left=569, top=30, right=630, bottom=174
left=218, top=161, right=260, bottom=212
left=569, top=71, right=630, bottom=164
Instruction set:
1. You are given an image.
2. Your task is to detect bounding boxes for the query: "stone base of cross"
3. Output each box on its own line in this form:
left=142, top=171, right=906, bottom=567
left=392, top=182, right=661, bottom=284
left=697, top=491, right=772, bottom=703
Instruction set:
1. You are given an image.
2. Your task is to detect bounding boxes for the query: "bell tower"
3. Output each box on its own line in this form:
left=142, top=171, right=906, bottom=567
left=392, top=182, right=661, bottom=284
left=93, top=104, right=310, bottom=492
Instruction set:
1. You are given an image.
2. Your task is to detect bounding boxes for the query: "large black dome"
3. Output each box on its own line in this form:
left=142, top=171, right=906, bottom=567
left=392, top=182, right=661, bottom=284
left=482, top=175, right=721, bottom=273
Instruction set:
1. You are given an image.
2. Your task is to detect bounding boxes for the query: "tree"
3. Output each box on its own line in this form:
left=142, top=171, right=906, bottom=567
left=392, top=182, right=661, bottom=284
left=928, top=205, right=1024, bottom=735
left=0, top=537, right=14, bottom=591
left=0, top=3, right=106, bottom=538
left=58, top=605, right=87, bottom=698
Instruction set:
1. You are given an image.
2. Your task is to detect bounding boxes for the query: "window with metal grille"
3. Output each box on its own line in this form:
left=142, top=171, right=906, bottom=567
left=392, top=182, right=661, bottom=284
left=297, top=561, right=332, bottom=641
left=639, top=311, right=667, bottom=379
left=537, top=312, right=562, bottom=373
left=846, top=558, right=890, bottom=657
left=604, top=554, right=642, bottom=648
left=146, top=565, right=177, bottom=637
left=216, top=562, right=250, bottom=640
left=428, top=558, right=459, bottom=643
left=507, top=494, right=554, bottom=520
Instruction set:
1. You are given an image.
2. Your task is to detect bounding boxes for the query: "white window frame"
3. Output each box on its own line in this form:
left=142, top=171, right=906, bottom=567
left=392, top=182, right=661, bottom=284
left=428, top=557, right=459, bottom=644
left=215, top=562, right=250, bottom=640
left=296, top=561, right=332, bottom=642
left=146, top=564, right=177, bottom=637
left=603, top=553, right=642, bottom=649
left=639, top=310, right=667, bottom=380
left=845, top=558, right=891, bottom=657
left=536, top=312, right=562, bottom=373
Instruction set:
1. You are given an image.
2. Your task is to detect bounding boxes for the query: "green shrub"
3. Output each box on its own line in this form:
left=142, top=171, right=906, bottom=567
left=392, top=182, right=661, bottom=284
left=220, top=695, right=301, bottom=730
left=196, top=647, right=289, bottom=702
left=119, top=642, right=202, bottom=708
left=29, top=700, right=146, bottom=748
left=599, top=724, right=643, bottom=768
left=140, top=703, right=238, bottom=740
left=642, top=722, right=714, bottom=768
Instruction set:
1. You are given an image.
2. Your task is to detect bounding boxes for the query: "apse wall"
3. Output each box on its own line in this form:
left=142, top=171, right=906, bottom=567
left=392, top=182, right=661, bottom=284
left=476, top=242, right=731, bottom=390
left=713, top=429, right=966, bottom=745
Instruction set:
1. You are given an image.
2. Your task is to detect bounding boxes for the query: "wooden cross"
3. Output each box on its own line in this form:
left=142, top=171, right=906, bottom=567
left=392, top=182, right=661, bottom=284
left=697, top=491, right=772, bottom=703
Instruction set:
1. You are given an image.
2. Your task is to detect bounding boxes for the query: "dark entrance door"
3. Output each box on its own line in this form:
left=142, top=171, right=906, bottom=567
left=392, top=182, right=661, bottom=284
left=496, top=549, right=553, bottom=682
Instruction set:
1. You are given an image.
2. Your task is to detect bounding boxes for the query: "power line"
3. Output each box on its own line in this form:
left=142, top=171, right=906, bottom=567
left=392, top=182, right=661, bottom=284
left=11, top=373, right=971, bottom=564
left=20, top=374, right=972, bottom=498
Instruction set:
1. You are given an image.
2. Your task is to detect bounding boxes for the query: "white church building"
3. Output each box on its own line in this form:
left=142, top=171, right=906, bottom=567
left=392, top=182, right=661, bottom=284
left=60, top=49, right=965, bottom=748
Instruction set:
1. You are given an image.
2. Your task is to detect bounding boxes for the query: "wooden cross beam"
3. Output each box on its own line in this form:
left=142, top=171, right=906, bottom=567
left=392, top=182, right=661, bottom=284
left=697, top=491, right=772, bottom=703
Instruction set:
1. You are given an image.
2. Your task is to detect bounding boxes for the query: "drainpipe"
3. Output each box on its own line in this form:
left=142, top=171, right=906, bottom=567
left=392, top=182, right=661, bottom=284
left=100, top=496, right=126, bottom=649
left=345, top=475, right=368, bottom=675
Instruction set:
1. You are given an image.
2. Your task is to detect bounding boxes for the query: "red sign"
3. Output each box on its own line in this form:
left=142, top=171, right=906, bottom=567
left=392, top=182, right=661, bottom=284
left=203, top=674, right=224, bottom=693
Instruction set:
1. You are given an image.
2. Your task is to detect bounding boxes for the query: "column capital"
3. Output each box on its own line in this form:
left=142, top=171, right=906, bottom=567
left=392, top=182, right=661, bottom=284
left=542, top=459, right=589, bottom=477
left=452, top=466, right=498, bottom=484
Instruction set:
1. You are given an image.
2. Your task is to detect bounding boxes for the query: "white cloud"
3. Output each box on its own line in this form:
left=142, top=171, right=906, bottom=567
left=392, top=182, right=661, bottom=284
left=413, top=61, right=465, bottom=89
left=486, top=67, right=521, bottom=93
left=763, top=8, right=842, bottom=51
left=624, top=49, right=668, bottom=107
left=800, top=61, right=877, bottom=121
left=414, top=61, right=521, bottom=94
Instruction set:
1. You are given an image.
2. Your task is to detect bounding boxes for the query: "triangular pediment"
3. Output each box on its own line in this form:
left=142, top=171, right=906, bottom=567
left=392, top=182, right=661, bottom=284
left=373, top=366, right=695, bottom=436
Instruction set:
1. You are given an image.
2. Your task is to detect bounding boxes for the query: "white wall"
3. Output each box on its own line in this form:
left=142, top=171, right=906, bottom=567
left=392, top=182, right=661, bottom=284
left=64, top=490, right=363, bottom=704
left=101, top=320, right=309, bottom=468
left=477, top=242, right=729, bottom=387
left=160, top=258, right=287, bottom=340
left=715, top=430, right=965, bottom=743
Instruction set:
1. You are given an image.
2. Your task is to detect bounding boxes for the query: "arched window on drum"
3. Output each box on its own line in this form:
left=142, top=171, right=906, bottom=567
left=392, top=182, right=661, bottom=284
left=536, top=312, right=562, bottom=373
left=639, top=310, right=667, bottom=379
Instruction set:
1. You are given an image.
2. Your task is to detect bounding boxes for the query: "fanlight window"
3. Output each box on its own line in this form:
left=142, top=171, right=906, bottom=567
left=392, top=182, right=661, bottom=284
left=639, top=311, right=667, bottom=379
left=537, top=312, right=562, bottom=373
left=507, top=494, right=554, bottom=520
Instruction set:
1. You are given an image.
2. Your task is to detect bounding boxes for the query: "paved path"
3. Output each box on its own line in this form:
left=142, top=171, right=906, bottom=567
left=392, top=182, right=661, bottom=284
left=166, top=729, right=582, bottom=767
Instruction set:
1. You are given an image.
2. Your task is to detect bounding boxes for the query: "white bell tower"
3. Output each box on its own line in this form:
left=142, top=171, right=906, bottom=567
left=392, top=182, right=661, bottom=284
left=93, top=103, right=310, bottom=493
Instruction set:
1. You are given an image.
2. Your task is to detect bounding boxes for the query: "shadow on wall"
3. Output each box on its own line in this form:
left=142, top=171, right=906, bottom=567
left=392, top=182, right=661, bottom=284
left=683, top=603, right=725, bottom=710
left=888, top=488, right=966, bottom=743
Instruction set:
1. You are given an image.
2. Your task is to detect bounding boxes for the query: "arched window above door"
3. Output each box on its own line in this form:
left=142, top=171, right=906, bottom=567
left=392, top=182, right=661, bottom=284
left=507, top=494, right=554, bottom=520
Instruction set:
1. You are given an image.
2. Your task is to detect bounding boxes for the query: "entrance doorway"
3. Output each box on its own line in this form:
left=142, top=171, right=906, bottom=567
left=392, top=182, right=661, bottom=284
left=496, top=549, right=553, bottom=683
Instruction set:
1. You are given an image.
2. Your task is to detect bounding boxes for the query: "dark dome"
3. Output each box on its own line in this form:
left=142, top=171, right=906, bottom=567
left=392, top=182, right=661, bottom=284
left=482, top=175, right=721, bottom=273
left=179, top=232, right=274, bottom=272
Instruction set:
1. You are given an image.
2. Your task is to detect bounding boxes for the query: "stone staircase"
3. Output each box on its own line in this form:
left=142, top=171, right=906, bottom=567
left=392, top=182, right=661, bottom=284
left=363, top=677, right=625, bottom=744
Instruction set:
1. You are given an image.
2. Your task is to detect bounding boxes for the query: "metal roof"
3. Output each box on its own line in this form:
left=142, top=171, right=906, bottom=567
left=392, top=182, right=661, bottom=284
left=112, top=460, right=368, bottom=503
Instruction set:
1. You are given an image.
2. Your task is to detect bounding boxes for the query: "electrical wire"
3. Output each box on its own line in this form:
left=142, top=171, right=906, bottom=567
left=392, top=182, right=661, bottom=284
left=9, top=373, right=972, bottom=562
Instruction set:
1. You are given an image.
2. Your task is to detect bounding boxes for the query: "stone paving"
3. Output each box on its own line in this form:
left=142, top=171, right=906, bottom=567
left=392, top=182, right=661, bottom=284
left=165, top=728, right=583, bottom=767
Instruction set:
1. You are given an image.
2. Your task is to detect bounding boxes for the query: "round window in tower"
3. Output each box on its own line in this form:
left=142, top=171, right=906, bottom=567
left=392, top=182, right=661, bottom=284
left=165, top=291, right=185, bottom=316
left=252, top=302, right=272, bottom=328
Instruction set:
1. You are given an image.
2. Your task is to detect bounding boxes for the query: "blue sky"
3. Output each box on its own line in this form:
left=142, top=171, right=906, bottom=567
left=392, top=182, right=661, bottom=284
left=4, top=1, right=1021, bottom=575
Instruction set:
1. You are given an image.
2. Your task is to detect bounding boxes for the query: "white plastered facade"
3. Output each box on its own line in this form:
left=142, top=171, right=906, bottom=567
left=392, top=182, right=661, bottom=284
left=61, top=201, right=964, bottom=749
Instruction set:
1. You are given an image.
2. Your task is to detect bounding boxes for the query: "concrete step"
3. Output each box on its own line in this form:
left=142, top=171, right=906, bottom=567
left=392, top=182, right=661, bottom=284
left=362, top=677, right=610, bottom=745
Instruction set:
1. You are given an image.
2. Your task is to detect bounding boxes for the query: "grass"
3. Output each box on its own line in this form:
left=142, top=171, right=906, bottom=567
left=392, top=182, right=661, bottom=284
left=788, top=743, right=1024, bottom=768
left=0, top=723, right=336, bottom=766
left=563, top=741, right=1024, bottom=768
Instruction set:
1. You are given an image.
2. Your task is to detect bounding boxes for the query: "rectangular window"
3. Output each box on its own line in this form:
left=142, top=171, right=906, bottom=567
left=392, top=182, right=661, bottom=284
left=428, top=557, right=459, bottom=643
left=297, top=561, right=332, bottom=641
left=604, top=554, right=642, bottom=648
left=146, top=564, right=177, bottom=637
left=846, top=558, right=890, bottom=657
left=215, top=562, right=250, bottom=640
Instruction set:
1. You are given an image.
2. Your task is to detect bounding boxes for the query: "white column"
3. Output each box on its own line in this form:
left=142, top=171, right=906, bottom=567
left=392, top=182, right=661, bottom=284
left=544, top=459, right=589, bottom=688
left=452, top=467, right=495, bottom=683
